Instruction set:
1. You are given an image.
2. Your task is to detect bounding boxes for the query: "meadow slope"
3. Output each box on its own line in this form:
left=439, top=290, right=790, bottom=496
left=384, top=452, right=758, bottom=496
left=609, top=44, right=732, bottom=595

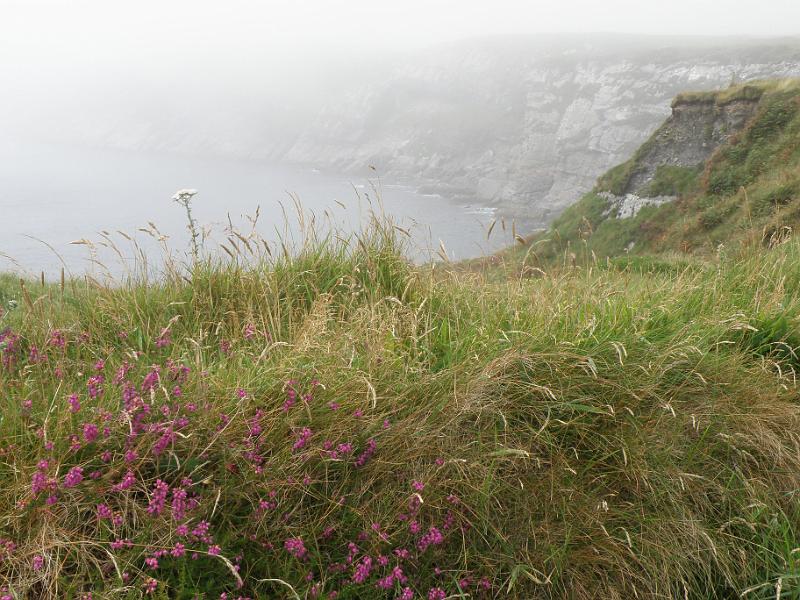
left=2, top=221, right=800, bottom=598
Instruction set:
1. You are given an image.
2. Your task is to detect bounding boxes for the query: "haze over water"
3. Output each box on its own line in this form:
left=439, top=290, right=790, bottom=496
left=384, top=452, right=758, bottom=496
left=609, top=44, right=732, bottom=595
left=0, top=141, right=511, bottom=277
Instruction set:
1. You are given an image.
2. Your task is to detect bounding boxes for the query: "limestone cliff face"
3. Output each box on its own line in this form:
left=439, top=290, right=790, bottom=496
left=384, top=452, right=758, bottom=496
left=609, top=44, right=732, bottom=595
left=282, top=36, right=800, bottom=226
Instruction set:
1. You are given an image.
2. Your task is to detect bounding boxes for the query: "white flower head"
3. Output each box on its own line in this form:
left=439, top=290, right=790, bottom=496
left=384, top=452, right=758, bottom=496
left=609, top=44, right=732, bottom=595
left=172, top=189, right=198, bottom=201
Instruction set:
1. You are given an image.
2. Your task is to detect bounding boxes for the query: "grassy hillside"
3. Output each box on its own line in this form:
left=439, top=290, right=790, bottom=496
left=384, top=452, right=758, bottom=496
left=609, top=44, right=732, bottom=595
left=3, top=218, right=800, bottom=598
left=510, top=79, right=800, bottom=268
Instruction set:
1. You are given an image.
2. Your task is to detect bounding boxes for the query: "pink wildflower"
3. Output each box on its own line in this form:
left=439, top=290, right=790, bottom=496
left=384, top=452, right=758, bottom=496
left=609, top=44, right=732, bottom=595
left=114, top=470, right=136, bottom=491
left=284, top=537, right=307, bottom=560
left=354, top=438, right=377, bottom=467
left=68, top=394, right=81, bottom=413
left=63, top=466, right=84, bottom=488
left=83, top=423, right=98, bottom=443
left=292, top=427, right=313, bottom=452
left=147, top=480, right=169, bottom=516
left=352, top=555, right=373, bottom=584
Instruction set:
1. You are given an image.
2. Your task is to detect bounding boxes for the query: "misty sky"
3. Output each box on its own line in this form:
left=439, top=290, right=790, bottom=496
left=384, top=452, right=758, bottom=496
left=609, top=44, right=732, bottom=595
left=3, top=0, right=800, bottom=62
left=2, top=0, right=799, bottom=149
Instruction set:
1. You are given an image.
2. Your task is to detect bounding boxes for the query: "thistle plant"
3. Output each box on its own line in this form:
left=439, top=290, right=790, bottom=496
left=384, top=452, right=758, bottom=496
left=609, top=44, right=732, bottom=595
left=172, top=189, right=200, bottom=262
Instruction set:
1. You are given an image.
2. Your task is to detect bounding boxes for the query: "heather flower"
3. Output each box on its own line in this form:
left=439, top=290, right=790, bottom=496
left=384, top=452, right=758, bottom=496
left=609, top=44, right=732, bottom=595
left=411, top=480, right=425, bottom=492
left=171, top=487, right=189, bottom=521
left=171, top=543, right=185, bottom=558
left=68, top=393, right=81, bottom=413
left=83, top=423, right=99, bottom=443
left=354, top=438, right=377, bottom=467
left=48, top=330, right=66, bottom=348
left=428, top=588, right=446, bottom=600
left=147, top=479, right=169, bottom=515
left=97, top=504, right=113, bottom=519
left=283, top=387, right=297, bottom=412
left=87, top=375, right=104, bottom=399
left=292, top=427, right=313, bottom=452
left=208, top=544, right=221, bottom=556
left=377, top=573, right=395, bottom=590
left=145, top=556, right=159, bottom=569
left=417, top=526, right=445, bottom=552
left=152, top=427, right=175, bottom=456
left=284, top=537, right=307, bottom=560
left=155, top=330, right=171, bottom=348
left=192, top=520, right=212, bottom=543
left=28, top=345, right=44, bottom=364
left=398, top=588, right=414, bottom=600
left=63, top=466, right=84, bottom=488
left=141, top=366, right=161, bottom=391
left=32, top=554, right=44, bottom=571
left=113, top=361, right=132, bottom=385
left=394, top=548, right=411, bottom=560
left=352, top=555, right=373, bottom=584
left=31, top=470, right=52, bottom=496
left=115, top=470, right=136, bottom=491
left=143, top=578, right=158, bottom=594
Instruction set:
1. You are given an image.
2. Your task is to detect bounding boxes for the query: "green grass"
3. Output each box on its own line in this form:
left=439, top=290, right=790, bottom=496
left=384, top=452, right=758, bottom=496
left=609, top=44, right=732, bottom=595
left=644, top=165, right=702, bottom=197
left=3, top=215, right=800, bottom=598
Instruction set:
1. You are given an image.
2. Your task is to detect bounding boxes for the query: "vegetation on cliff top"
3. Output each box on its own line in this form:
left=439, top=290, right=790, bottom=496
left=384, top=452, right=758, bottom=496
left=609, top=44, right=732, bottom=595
left=3, top=204, right=800, bottom=598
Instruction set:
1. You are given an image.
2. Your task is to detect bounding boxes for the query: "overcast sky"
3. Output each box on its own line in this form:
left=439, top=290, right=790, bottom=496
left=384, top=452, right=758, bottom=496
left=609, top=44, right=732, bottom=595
left=2, top=0, right=799, bottom=90
left=1, top=0, right=798, bottom=147
left=2, top=0, right=800, bottom=64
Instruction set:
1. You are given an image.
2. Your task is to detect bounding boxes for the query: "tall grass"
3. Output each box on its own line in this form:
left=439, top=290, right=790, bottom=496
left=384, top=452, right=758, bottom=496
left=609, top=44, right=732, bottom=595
left=2, top=207, right=800, bottom=598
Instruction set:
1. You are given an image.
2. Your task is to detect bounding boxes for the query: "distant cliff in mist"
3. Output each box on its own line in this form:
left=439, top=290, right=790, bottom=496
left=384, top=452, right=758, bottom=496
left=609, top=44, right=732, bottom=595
left=51, top=34, right=800, bottom=228
left=281, top=35, right=800, bottom=224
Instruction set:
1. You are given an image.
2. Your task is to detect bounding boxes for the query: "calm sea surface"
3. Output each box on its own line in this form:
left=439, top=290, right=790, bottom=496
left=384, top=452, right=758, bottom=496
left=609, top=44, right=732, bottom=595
left=0, top=141, right=515, bottom=278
